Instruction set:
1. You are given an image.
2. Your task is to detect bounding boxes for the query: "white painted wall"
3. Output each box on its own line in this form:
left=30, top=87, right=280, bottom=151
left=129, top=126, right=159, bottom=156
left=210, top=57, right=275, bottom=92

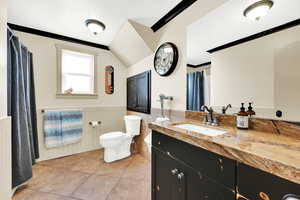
left=211, top=25, right=300, bottom=121
left=15, top=31, right=128, bottom=160
left=127, top=0, right=228, bottom=111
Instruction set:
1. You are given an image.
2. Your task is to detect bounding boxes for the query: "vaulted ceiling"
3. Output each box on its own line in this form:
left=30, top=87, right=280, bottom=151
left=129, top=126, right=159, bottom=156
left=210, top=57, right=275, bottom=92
left=8, top=0, right=181, bottom=46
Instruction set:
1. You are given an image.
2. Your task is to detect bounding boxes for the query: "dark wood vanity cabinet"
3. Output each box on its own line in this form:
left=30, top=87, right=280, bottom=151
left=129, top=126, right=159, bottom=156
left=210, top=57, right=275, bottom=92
left=152, top=131, right=236, bottom=200
left=152, top=130, right=236, bottom=189
left=152, top=130, right=300, bottom=200
left=237, top=163, right=300, bottom=200
left=152, top=148, right=235, bottom=200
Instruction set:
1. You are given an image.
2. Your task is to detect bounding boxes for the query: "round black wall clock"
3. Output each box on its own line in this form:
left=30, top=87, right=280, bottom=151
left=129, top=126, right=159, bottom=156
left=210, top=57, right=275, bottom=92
left=154, top=42, right=178, bottom=76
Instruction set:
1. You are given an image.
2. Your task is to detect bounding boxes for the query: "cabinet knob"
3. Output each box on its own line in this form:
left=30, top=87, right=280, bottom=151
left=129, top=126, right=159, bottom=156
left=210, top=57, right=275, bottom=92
left=177, top=172, right=185, bottom=180
left=259, top=192, right=270, bottom=200
left=171, top=168, right=179, bottom=175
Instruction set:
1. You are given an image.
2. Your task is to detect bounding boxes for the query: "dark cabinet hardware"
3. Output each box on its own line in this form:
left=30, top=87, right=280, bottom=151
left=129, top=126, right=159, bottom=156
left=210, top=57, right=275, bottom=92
left=156, top=185, right=160, bottom=191
left=259, top=192, right=270, bottom=200
left=177, top=172, right=185, bottom=180
left=171, top=169, right=179, bottom=175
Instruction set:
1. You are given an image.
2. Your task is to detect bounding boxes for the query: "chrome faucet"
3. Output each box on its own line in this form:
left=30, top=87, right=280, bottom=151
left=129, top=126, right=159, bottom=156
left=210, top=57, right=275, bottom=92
left=158, top=94, right=173, bottom=118
left=201, top=105, right=218, bottom=126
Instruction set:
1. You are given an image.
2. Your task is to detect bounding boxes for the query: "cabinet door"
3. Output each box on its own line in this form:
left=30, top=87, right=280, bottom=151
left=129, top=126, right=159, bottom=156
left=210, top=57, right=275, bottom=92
left=152, top=147, right=186, bottom=200
left=152, top=147, right=235, bottom=200
left=152, top=130, right=236, bottom=190
left=178, top=159, right=235, bottom=200
left=237, top=163, right=300, bottom=200
left=201, top=178, right=236, bottom=200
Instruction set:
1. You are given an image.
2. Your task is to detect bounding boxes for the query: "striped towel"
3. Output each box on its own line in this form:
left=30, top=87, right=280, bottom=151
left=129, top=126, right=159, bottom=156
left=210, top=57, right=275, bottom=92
left=43, top=110, right=83, bottom=148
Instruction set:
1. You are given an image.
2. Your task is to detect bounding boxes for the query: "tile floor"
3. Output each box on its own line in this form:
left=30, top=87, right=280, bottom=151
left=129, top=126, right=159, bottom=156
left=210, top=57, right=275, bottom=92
left=13, top=150, right=151, bottom=200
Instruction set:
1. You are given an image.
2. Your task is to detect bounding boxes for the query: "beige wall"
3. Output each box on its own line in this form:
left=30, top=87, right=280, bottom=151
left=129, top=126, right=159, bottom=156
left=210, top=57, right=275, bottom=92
left=15, top=31, right=128, bottom=160
left=36, top=106, right=126, bottom=161
left=211, top=25, right=300, bottom=121
left=110, top=20, right=157, bottom=67
left=15, top=31, right=127, bottom=108
left=127, top=0, right=228, bottom=111
left=0, top=0, right=7, bottom=117
left=0, top=117, right=12, bottom=200
left=0, top=0, right=12, bottom=199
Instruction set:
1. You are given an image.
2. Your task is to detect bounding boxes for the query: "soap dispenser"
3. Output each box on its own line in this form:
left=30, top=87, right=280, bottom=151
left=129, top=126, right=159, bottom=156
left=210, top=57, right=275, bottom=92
left=237, top=103, right=249, bottom=129
left=247, top=102, right=256, bottom=116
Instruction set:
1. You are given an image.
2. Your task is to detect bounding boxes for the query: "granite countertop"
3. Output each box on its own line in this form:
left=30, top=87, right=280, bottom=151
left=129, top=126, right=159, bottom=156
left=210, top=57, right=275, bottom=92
left=149, top=119, right=300, bottom=185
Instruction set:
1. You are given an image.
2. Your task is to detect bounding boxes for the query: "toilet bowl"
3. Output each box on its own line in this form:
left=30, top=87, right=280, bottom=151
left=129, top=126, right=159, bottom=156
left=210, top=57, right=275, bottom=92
left=99, top=115, right=141, bottom=163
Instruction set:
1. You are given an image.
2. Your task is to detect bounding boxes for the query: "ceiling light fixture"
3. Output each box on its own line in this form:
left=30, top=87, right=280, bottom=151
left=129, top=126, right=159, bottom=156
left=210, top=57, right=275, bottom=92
left=243, top=0, right=274, bottom=21
left=85, top=19, right=106, bottom=35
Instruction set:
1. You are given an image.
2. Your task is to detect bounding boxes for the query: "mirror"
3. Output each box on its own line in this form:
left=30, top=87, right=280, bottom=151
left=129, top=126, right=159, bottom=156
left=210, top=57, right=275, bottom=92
left=186, top=0, right=300, bottom=122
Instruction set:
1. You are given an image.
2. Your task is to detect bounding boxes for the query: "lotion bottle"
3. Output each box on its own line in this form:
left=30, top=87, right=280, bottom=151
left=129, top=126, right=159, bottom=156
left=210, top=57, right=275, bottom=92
left=237, top=103, right=249, bottom=129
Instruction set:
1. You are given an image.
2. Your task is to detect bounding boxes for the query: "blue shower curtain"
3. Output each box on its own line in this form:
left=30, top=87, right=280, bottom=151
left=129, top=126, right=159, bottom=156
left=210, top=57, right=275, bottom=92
left=7, top=30, right=39, bottom=188
left=187, top=71, right=204, bottom=111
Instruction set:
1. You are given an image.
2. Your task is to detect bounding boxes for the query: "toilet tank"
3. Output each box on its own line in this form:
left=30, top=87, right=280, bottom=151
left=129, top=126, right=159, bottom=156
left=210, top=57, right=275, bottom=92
left=124, top=115, right=141, bottom=136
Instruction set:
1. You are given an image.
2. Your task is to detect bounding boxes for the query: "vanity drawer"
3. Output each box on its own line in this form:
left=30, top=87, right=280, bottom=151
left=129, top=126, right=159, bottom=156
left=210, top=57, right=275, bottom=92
left=237, top=163, right=300, bottom=200
left=152, top=130, right=236, bottom=190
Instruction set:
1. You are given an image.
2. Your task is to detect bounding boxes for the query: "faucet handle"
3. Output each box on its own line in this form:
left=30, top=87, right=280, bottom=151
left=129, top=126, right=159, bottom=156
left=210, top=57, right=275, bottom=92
left=222, top=104, right=232, bottom=114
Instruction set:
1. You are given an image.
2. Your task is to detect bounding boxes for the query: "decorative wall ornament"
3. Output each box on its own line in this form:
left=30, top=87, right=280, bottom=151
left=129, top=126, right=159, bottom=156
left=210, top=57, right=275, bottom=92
left=105, top=65, right=114, bottom=94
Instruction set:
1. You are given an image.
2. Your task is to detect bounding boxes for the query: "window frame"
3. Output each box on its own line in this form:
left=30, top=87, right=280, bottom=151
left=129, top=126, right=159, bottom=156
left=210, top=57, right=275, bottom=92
left=56, top=44, right=98, bottom=98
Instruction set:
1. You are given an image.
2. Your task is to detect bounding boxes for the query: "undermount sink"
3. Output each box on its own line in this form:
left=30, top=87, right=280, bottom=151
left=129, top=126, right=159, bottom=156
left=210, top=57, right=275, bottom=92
left=173, top=124, right=227, bottom=137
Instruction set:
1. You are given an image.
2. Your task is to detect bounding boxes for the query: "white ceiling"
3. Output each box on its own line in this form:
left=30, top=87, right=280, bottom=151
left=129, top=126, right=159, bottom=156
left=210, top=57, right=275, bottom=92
left=8, top=0, right=181, bottom=46
left=187, top=0, right=300, bottom=65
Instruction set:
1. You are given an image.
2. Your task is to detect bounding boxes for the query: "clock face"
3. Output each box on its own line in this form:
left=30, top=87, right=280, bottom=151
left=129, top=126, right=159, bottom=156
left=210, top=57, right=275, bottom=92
left=154, top=42, right=178, bottom=76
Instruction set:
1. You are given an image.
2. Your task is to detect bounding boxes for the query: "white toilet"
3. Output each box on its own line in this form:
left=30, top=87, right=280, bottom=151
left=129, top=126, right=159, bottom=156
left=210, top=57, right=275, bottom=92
left=99, top=115, right=141, bottom=163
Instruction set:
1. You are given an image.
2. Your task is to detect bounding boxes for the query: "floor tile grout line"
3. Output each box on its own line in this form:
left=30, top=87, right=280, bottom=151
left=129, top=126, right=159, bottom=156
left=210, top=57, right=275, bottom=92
left=23, top=164, right=93, bottom=199
left=17, top=188, right=84, bottom=200
left=105, top=156, right=149, bottom=200
left=16, top=151, right=149, bottom=200
left=69, top=173, right=95, bottom=198
left=104, top=173, right=124, bottom=200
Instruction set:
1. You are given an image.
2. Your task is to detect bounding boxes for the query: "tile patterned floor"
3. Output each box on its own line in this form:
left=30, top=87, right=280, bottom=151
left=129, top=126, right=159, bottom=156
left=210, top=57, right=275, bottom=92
left=13, top=150, right=151, bottom=200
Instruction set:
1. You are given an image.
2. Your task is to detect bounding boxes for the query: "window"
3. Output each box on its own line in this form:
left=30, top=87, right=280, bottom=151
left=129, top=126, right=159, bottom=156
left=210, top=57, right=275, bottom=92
left=56, top=45, right=97, bottom=97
